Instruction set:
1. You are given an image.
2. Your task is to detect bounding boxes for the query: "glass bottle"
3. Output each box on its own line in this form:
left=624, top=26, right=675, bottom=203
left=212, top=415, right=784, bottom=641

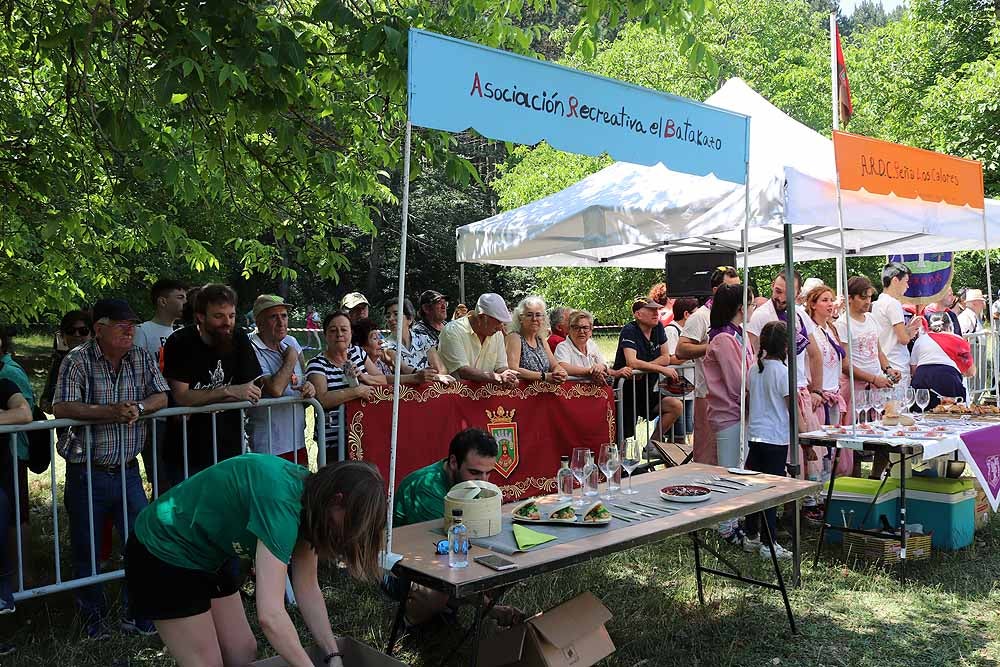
left=557, top=456, right=574, bottom=501
left=448, top=509, right=469, bottom=568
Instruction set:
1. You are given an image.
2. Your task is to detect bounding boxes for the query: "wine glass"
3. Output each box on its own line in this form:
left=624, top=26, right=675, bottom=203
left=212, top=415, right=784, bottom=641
left=598, top=445, right=620, bottom=500
left=904, top=387, right=916, bottom=414
left=620, top=437, right=642, bottom=495
left=856, top=388, right=871, bottom=425
left=871, top=388, right=887, bottom=424
left=915, top=388, right=931, bottom=420
left=570, top=448, right=589, bottom=507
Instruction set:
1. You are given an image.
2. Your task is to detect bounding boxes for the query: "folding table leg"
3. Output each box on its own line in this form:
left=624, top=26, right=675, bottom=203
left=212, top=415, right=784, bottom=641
left=763, top=514, right=797, bottom=634
left=469, top=593, right=486, bottom=667
left=385, top=579, right=412, bottom=656
left=691, top=534, right=705, bottom=606
left=814, top=446, right=841, bottom=566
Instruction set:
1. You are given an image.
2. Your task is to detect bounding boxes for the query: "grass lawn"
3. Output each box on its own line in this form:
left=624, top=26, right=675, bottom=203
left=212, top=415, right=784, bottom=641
left=5, top=473, right=1000, bottom=666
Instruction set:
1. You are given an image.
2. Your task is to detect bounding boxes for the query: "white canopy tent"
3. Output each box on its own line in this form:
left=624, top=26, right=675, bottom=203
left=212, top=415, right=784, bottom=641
left=456, top=78, right=1000, bottom=268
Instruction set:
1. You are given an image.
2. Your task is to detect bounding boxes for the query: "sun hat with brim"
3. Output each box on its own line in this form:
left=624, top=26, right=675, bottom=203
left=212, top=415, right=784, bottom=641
left=631, top=297, right=660, bottom=313
left=93, top=299, right=140, bottom=323
left=476, top=293, right=513, bottom=323
left=253, top=294, right=293, bottom=319
left=964, top=289, right=986, bottom=303
left=340, top=292, right=369, bottom=309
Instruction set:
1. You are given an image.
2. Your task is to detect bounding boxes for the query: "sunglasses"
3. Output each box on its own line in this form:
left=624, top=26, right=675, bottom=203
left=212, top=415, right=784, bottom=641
left=716, top=265, right=736, bottom=272
left=64, top=326, right=91, bottom=336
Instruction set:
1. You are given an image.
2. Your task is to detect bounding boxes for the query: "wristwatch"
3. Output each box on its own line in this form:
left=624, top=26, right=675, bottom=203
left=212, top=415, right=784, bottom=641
left=323, top=651, right=343, bottom=665
left=541, top=371, right=546, bottom=382
left=137, top=402, right=146, bottom=416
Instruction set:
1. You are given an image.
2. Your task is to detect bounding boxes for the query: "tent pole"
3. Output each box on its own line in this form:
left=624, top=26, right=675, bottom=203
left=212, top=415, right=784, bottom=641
left=983, top=203, right=996, bottom=404
left=831, top=140, right=856, bottom=434
left=783, top=223, right=801, bottom=587
left=459, top=262, right=466, bottom=306
left=738, top=161, right=750, bottom=472
left=385, top=121, right=413, bottom=558
left=830, top=11, right=844, bottom=300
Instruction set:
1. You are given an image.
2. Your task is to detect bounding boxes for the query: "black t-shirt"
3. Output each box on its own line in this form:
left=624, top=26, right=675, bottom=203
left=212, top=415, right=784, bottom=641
left=613, top=321, right=668, bottom=370
left=162, top=325, right=262, bottom=471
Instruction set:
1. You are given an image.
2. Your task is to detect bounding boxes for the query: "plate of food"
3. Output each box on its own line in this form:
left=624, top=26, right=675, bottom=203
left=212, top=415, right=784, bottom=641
left=581, top=501, right=612, bottom=525
left=660, top=485, right=712, bottom=503
left=511, top=500, right=578, bottom=524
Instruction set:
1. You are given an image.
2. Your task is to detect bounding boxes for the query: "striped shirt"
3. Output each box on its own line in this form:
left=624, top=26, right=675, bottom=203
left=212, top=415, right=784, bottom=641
left=54, top=340, right=170, bottom=465
left=305, top=347, right=368, bottom=449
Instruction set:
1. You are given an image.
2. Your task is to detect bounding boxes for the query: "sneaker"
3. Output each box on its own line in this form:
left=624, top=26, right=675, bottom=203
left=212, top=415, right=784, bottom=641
left=742, top=534, right=761, bottom=553
left=759, top=543, right=793, bottom=561
left=0, top=643, right=14, bottom=656
left=84, top=619, right=112, bottom=641
left=121, top=618, right=158, bottom=637
left=0, top=592, right=15, bottom=615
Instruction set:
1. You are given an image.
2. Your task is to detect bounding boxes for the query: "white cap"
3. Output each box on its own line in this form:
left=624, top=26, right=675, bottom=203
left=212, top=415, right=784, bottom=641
left=801, top=277, right=825, bottom=297
left=475, top=293, right=512, bottom=323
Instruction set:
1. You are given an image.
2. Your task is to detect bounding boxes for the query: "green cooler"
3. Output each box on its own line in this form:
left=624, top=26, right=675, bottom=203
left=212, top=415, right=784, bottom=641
left=905, top=477, right=975, bottom=551
left=823, top=477, right=900, bottom=544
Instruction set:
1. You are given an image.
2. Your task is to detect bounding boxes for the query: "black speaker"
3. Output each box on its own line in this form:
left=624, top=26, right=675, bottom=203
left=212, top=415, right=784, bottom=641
left=665, top=251, right=738, bottom=297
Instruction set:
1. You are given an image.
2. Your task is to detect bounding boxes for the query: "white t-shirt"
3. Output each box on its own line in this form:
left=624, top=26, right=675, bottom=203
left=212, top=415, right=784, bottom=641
left=835, top=313, right=882, bottom=378
left=554, top=339, right=606, bottom=370
left=813, top=322, right=843, bottom=391
left=958, top=308, right=982, bottom=335
left=748, top=358, right=791, bottom=446
left=747, top=300, right=816, bottom=389
left=871, top=293, right=909, bottom=371
left=134, top=321, right=175, bottom=360
left=910, top=333, right=958, bottom=370
left=679, top=306, right=711, bottom=398
left=664, top=322, right=695, bottom=385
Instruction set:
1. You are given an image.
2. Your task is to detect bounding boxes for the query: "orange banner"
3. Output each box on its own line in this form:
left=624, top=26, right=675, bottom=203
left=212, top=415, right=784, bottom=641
left=833, top=131, right=984, bottom=209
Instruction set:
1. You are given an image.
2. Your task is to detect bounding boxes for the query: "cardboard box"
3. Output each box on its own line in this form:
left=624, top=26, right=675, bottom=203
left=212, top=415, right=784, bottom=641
left=478, top=592, right=615, bottom=667
left=250, top=638, right=406, bottom=667
left=973, top=480, right=995, bottom=532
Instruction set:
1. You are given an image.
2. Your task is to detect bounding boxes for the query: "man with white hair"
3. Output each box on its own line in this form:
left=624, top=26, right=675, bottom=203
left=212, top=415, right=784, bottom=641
left=958, top=289, right=986, bottom=335
left=437, top=294, right=519, bottom=386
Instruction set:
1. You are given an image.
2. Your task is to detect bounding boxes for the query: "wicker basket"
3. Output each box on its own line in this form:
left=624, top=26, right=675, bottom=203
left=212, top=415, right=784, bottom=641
left=444, top=480, right=503, bottom=538
left=843, top=532, right=932, bottom=564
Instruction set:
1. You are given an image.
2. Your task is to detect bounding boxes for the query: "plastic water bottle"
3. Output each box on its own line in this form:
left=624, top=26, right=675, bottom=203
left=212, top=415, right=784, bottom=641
left=449, top=509, right=469, bottom=568
left=584, top=452, right=599, bottom=496
left=557, top=456, right=574, bottom=501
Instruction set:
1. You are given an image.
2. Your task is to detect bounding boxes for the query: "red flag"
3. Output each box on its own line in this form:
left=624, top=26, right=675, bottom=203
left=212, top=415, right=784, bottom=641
left=835, top=24, right=853, bottom=126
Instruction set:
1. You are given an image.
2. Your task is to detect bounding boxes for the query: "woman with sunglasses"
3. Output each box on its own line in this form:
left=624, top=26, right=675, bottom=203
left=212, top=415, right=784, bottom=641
left=40, top=310, right=92, bottom=414
left=506, top=296, right=568, bottom=384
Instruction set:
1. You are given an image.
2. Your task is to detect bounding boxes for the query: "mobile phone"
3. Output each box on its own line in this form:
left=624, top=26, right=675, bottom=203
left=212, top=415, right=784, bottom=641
left=474, top=554, right=517, bottom=571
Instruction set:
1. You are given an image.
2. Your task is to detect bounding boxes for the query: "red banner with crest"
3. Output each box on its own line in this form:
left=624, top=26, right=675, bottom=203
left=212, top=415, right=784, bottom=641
left=344, top=380, right=616, bottom=501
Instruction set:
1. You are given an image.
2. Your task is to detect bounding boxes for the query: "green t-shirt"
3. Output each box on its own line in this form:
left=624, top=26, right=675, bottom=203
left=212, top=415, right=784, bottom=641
left=135, top=453, right=306, bottom=571
left=393, top=459, right=452, bottom=527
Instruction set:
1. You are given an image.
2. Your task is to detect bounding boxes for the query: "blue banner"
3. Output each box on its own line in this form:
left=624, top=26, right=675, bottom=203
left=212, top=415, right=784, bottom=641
left=407, top=29, right=749, bottom=185
left=890, top=253, right=954, bottom=306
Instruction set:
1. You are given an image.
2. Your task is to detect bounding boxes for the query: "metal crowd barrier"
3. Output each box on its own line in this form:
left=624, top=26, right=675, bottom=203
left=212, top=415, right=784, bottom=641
left=964, top=330, right=998, bottom=403
left=0, top=397, right=337, bottom=604
left=613, top=364, right=696, bottom=453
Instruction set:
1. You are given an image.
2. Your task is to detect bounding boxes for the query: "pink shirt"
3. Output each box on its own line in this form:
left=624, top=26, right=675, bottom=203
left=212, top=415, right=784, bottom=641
left=704, top=332, right=753, bottom=431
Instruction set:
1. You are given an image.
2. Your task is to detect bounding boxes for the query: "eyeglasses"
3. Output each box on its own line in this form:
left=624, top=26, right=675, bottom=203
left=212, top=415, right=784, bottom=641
left=64, top=326, right=90, bottom=336
left=522, top=312, right=544, bottom=319
left=570, top=325, right=592, bottom=332
left=108, top=322, right=136, bottom=331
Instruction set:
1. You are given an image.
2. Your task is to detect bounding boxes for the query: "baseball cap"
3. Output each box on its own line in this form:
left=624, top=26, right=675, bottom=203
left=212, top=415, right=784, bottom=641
left=340, top=292, right=369, bottom=310
left=92, top=298, right=140, bottom=323
left=253, top=294, right=293, bottom=319
left=631, top=297, right=660, bottom=313
left=419, top=290, right=448, bottom=307
left=475, top=293, right=512, bottom=323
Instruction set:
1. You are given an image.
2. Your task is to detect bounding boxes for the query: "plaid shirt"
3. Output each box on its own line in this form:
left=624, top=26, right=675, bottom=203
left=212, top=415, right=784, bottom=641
left=54, top=340, right=170, bottom=465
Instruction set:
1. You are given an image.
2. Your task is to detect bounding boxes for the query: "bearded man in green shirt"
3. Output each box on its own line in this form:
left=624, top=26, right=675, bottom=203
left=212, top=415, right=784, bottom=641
left=393, top=428, right=498, bottom=527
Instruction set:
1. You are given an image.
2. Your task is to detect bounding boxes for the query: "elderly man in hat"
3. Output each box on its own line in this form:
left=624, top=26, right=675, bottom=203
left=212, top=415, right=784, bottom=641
left=413, top=290, right=449, bottom=345
left=53, top=298, right=169, bottom=639
left=958, top=289, right=987, bottom=335
left=340, top=292, right=370, bottom=323
left=249, top=295, right=315, bottom=463
left=437, top=294, right=519, bottom=385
